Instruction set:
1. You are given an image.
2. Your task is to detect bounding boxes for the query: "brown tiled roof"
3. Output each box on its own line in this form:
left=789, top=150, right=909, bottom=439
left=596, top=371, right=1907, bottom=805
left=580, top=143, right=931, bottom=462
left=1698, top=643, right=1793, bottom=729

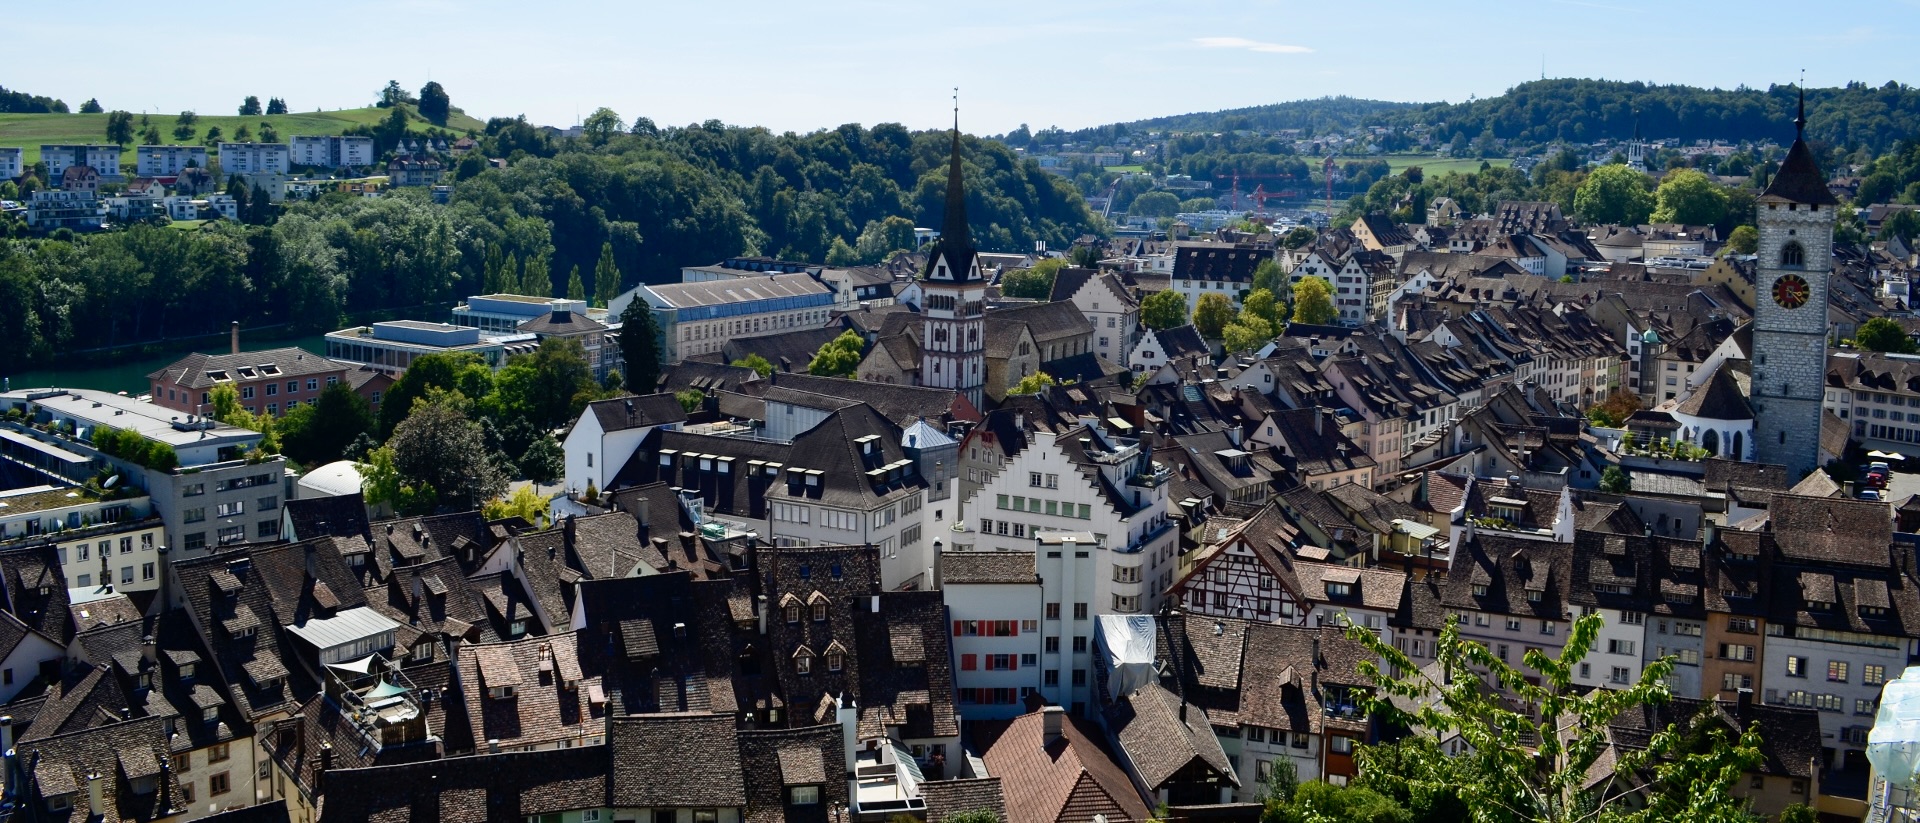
left=941, top=552, right=1038, bottom=585
left=609, top=714, right=745, bottom=808
left=319, top=745, right=610, bottom=823
left=455, top=631, right=603, bottom=750
left=1767, top=494, right=1893, bottom=566
left=146, top=346, right=343, bottom=391
left=14, top=716, right=182, bottom=822
left=922, top=777, right=1008, bottom=823
left=979, top=709, right=1153, bottom=823
left=1106, top=681, right=1236, bottom=790
left=738, top=724, right=847, bottom=823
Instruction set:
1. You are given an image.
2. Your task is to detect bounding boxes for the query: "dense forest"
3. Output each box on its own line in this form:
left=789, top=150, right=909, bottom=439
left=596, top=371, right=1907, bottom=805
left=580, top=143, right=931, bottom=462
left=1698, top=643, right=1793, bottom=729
left=1064, top=79, right=1920, bottom=155
left=0, top=118, right=1097, bottom=373
left=0, top=85, right=67, bottom=114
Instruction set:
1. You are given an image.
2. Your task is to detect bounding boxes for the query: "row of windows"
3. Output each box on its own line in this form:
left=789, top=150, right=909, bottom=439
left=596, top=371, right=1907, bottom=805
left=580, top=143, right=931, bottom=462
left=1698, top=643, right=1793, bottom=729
left=69, top=563, right=157, bottom=588
left=56, top=533, right=155, bottom=564
left=1784, top=657, right=1885, bottom=684
left=994, top=495, right=1093, bottom=520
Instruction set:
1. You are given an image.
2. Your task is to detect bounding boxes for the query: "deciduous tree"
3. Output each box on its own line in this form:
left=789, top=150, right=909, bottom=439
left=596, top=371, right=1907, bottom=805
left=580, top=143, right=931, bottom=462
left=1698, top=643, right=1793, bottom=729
left=1010, top=371, right=1055, bottom=396
left=619, top=297, right=662, bottom=394
left=1141, top=290, right=1187, bottom=331
left=1222, top=316, right=1273, bottom=354
left=104, top=111, right=134, bottom=145
left=238, top=96, right=262, bottom=116
left=1290, top=276, right=1337, bottom=325
left=731, top=354, right=775, bottom=378
left=1652, top=169, right=1729, bottom=227
left=1724, top=225, right=1758, bottom=255
left=1855, top=317, right=1918, bottom=354
left=807, top=329, right=866, bottom=377
left=390, top=393, right=507, bottom=511
left=1002, top=258, right=1066, bottom=300
left=582, top=107, right=623, bottom=146
left=266, top=97, right=288, bottom=115
left=1192, top=292, right=1235, bottom=338
left=1574, top=164, right=1655, bottom=226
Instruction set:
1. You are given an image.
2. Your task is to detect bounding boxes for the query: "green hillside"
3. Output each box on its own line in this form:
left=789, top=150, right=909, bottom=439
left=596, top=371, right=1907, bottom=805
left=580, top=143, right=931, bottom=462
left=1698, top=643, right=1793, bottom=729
left=0, top=105, right=486, bottom=165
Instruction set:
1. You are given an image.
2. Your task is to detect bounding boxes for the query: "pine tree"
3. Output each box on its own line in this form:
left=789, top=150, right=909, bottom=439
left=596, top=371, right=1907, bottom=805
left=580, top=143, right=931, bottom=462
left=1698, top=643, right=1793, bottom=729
left=482, top=243, right=505, bottom=295
left=593, top=241, right=621, bottom=308
left=501, top=252, right=520, bottom=296
left=520, top=252, right=551, bottom=298
left=566, top=266, right=586, bottom=301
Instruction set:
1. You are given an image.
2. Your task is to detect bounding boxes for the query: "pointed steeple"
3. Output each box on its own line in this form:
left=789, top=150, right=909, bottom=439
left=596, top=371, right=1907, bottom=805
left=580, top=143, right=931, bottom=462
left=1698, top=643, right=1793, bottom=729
left=942, top=108, right=972, bottom=252
left=1762, top=81, right=1837, bottom=206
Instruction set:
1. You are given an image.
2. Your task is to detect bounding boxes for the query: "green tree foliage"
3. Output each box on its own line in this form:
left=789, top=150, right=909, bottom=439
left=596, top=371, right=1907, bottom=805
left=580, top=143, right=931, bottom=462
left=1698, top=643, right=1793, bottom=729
left=1574, top=165, right=1655, bottom=226
left=1280, top=226, right=1316, bottom=249
left=592, top=242, right=623, bottom=308
left=1855, top=317, right=1918, bottom=354
left=91, top=426, right=179, bottom=471
left=825, top=237, right=860, bottom=266
left=1009, top=371, right=1055, bottom=396
left=1222, top=316, right=1273, bottom=354
left=1724, top=225, right=1758, bottom=255
left=490, top=337, right=598, bottom=431
left=278, top=383, right=376, bottom=467
left=390, top=393, right=507, bottom=511
left=104, top=111, right=134, bottom=146
left=377, top=352, right=496, bottom=436
left=731, top=354, right=775, bottom=378
left=855, top=216, right=918, bottom=263
left=1002, top=258, right=1067, bottom=299
left=940, top=811, right=1001, bottom=823
left=519, top=251, right=551, bottom=297
left=1348, top=613, right=1763, bottom=823
left=266, top=97, right=288, bottom=115
left=482, top=484, right=550, bottom=526
left=619, top=298, right=662, bottom=394
left=807, top=330, right=866, bottom=377
left=1651, top=169, right=1729, bottom=226
left=0, top=85, right=67, bottom=113
left=1128, top=191, right=1181, bottom=217
left=1242, top=288, right=1282, bottom=326
left=675, top=389, right=705, bottom=414
left=1141, top=290, right=1188, bottom=331
left=1600, top=465, right=1632, bottom=493
left=566, top=265, right=586, bottom=301
left=1884, top=209, right=1920, bottom=243
left=78, top=98, right=103, bottom=114
left=518, top=435, right=564, bottom=485
left=1251, top=259, right=1285, bottom=297
left=1262, top=781, right=1410, bottom=823
left=172, top=111, right=198, bottom=141
left=1192, top=292, right=1235, bottom=338
left=1290, top=276, right=1337, bottom=325
left=582, top=107, right=623, bottom=146
left=238, top=96, right=262, bottom=116
left=378, top=80, right=416, bottom=108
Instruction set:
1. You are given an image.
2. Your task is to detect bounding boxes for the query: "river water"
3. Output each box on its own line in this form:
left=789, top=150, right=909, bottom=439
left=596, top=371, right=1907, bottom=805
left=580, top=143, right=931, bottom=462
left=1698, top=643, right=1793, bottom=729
left=5, top=332, right=333, bottom=396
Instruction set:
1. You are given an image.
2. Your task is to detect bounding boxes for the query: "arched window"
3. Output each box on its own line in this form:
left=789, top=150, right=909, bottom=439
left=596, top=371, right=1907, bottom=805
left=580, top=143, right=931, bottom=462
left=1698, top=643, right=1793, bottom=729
left=1701, top=429, right=1720, bottom=455
left=1732, top=431, right=1743, bottom=458
left=1781, top=242, right=1804, bottom=268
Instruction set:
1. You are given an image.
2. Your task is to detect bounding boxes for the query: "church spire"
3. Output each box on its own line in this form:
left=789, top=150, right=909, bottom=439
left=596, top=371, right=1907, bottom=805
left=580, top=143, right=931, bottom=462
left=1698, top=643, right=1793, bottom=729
left=1794, top=82, right=1807, bottom=140
left=942, top=88, right=972, bottom=253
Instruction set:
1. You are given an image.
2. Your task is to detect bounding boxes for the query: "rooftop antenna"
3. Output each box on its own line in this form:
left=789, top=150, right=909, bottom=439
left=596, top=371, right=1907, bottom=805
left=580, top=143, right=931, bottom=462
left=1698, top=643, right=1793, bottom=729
left=953, top=86, right=959, bottom=131
left=1795, top=69, right=1807, bottom=140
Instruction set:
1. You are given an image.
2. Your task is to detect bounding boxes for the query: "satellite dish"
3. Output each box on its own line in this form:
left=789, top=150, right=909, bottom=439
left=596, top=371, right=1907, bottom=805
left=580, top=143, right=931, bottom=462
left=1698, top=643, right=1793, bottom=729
left=103, top=475, right=120, bottom=490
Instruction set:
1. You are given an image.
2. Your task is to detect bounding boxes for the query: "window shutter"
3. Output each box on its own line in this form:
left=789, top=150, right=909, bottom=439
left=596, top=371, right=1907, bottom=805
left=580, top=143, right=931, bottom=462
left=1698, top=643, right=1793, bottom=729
left=1009, top=655, right=1019, bottom=671
left=1008, top=621, right=1018, bottom=637
left=954, top=621, right=964, bottom=637
left=961, top=654, right=977, bottom=671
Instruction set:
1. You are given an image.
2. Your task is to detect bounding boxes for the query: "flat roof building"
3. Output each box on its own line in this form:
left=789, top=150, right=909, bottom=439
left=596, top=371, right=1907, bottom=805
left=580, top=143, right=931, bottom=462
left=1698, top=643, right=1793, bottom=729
left=325, top=320, right=538, bottom=373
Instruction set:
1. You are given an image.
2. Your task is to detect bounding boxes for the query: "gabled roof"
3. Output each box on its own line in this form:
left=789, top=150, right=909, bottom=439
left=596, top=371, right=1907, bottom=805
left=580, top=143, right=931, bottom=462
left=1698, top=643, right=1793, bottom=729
left=13, top=716, right=181, bottom=822
left=1673, top=364, right=1751, bottom=421
left=609, top=713, right=746, bottom=807
left=1172, top=243, right=1267, bottom=284
left=769, top=372, right=979, bottom=426
left=584, top=393, right=688, bottom=435
left=1106, top=680, right=1237, bottom=790
left=1149, top=325, right=1209, bottom=360
left=1767, top=493, right=1894, bottom=566
left=978, top=709, right=1153, bottom=823
left=146, top=346, right=342, bottom=390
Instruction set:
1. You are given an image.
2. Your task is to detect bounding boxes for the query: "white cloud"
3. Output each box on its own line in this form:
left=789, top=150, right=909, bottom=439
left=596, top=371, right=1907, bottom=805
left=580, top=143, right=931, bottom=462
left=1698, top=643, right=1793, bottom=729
left=1192, top=36, right=1313, bottom=54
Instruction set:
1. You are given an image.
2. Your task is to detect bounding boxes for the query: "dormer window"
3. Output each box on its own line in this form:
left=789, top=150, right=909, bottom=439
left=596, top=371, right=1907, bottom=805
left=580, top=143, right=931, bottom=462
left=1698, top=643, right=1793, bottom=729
left=203, top=705, right=219, bottom=724
left=827, top=651, right=844, bottom=672
left=1326, top=582, right=1351, bottom=598
left=1472, top=584, right=1489, bottom=597
left=812, top=603, right=827, bottom=622
left=796, top=655, right=813, bottom=676
left=489, top=684, right=516, bottom=699
left=509, top=619, right=527, bottom=637
left=1527, top=591, right=1543, bottom=603
left=179, top=662, right=195, bottom=680
left=1807, top=599, right=1832, bottom=611
left=785, top=605, right=801, bottom=623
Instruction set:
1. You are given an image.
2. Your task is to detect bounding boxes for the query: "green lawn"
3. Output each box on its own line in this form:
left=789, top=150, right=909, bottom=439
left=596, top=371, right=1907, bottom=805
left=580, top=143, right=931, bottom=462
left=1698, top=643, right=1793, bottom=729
left=0, top=105, right=487, bottom=166
left=165, top=219, right=207, bottom=231
left=1376, top=153, right=1511, bottom=177
left=1105, top=164, right=1147, bottom=173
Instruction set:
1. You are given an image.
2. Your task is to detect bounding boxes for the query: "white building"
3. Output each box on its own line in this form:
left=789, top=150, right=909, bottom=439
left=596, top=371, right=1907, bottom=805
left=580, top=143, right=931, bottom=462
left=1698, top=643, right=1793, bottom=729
left=617, top=273, right=837, bottom=363
left=561, top=394, right=687, bottom=498
left=941, top=552, right=1044, bottom=719
left=1052, top=269, right=1139, bottom=368
left=218, top=142, right=290, bottom=176
left=289, top=135, right=376, bottom=170
left=0, top=147, right=22, bottom=181
left=40, top=145, right=123, bottom=181
left=0, top=487, right=167, bottom=594
left=955, top=425, right=1179, bottom=713
left=134, top=144, right=208, bottom=178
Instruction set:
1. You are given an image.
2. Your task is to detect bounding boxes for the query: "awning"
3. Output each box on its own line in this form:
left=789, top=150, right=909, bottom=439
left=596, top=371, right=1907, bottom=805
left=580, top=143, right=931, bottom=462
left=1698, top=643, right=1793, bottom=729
left=1871, top=451, right=1907, bottom=461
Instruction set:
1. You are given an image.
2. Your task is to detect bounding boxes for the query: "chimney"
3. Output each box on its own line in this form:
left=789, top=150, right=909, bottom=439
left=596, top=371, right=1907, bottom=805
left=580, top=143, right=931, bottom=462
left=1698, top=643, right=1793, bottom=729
left=1314, top=410, right=1323, bottom=436
left=1312, top=637, right=1322, bottom=666
left=0, top=715, right=13, bottom=760
left=1736, top=687, right=1753, bottom=713
left=1041, top=705, right=1065, bottom=745
left=319, top=742, right=334, bottom=772
left=230, top=321, right=240, bottom=355
left=87, top=771, right=104, bottom=818
left=564, top=514, right=578, bottom=557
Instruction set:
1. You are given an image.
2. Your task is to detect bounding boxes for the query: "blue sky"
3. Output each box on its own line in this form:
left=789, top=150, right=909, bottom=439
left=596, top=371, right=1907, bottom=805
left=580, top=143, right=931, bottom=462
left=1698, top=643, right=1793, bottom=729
left=11, top=0, right=1918, bottom=135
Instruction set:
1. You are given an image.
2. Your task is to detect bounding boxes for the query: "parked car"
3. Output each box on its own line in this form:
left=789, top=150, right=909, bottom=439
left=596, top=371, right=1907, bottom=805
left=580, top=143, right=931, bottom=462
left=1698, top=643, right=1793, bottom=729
left=1859, top=488, right=1885, bottom=501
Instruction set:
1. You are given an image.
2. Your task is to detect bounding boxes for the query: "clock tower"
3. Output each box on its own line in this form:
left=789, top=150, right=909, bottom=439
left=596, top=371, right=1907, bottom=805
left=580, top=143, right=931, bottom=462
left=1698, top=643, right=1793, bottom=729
left=920, top=107, right=987, bottom=409
left=1750, top=87, right=1837, bottom=478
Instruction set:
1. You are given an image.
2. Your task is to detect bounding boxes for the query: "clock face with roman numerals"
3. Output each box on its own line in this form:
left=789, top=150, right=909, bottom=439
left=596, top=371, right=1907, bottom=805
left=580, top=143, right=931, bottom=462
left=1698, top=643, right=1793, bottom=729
left=1772, top=274, right=1811, bottom=310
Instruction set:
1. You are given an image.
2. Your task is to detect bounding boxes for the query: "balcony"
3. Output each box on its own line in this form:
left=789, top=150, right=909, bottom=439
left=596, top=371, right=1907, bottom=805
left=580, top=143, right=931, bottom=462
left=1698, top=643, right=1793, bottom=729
left=1115, top=519, right=1175, bottom=555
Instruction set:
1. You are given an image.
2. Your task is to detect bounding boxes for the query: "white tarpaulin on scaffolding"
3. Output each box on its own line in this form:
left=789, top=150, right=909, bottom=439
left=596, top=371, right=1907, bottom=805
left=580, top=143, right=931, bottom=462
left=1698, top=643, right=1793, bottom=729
left=1095, top=614, right=1156, bottom=697
left=1869, top=666, right=1920, bottom=788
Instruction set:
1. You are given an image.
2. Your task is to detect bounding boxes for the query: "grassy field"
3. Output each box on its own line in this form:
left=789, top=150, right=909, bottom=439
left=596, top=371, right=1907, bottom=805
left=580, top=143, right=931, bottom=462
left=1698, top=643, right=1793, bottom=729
left=0, top=106, right=488, bottom=165
left=1376, top=153, right=1512, bottom=176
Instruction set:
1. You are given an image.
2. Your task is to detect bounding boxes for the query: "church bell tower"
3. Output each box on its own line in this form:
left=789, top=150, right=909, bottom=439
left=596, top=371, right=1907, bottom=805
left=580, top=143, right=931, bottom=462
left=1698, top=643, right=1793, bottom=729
left=1750, top=87, right=1837, bottom=478
left=919, top=98, right=986, bottom=409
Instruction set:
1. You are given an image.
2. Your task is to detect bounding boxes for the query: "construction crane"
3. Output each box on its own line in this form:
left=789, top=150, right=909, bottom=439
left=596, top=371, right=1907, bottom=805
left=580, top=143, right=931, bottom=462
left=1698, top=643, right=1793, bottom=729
left=1322, top=156, right=1338, bottom=218
left=1214, top=169, right=1243, bottom=212
left=1100, top=177, right=1120, bottom=221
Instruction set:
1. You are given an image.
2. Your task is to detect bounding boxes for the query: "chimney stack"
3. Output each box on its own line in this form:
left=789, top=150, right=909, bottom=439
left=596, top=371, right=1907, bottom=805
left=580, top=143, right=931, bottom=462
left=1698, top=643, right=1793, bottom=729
left=87, top=771, right=104, bottom=818
left=1041, top=705, right=1065, bottom=745
left=230, top=321, right=240, bottom=355
left=0, top=715, right=13, bottom=761
left=1737, top=687, right=1753, bottom=713
left=564, top=514, right=578, bottom=557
